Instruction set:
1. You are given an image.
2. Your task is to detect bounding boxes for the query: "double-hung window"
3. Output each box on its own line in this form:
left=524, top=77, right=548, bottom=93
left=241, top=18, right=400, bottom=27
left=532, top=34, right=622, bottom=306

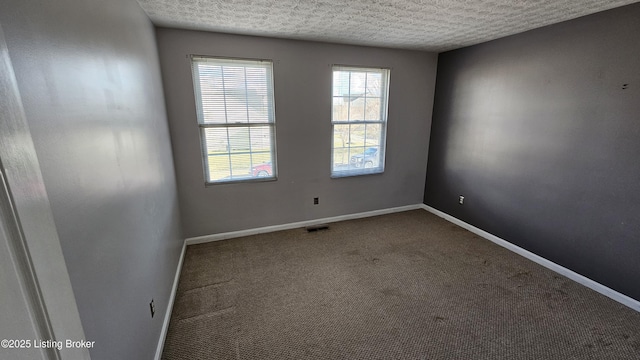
left=191, top=57, right=277, bottom=184
left=331, top=66, right=390, bottom=177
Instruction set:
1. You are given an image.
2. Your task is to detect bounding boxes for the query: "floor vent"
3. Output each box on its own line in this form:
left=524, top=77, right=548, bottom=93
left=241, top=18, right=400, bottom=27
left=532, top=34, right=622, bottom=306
left=306, top=224, right=329, bottom=232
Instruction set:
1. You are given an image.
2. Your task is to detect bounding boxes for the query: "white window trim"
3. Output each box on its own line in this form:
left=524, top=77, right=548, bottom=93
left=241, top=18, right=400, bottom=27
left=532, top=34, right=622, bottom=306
left=191, top=56, right=278, bottom=185
left=330, top=65, right=390, bottom=178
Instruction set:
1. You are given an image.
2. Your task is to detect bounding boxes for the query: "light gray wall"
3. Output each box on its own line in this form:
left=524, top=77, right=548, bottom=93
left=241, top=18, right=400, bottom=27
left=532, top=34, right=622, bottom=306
left=1, top=23, right=87, bottom=359
left=156, top=29, right=437, bottom=238
left=425, top=3, right=640, bottom=301
left=0, top=1, right=183, bottom=359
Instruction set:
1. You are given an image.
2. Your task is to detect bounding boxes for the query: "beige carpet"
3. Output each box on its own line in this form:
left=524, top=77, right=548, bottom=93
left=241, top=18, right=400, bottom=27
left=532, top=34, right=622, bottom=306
left=162, top=210, right=640, bottom=359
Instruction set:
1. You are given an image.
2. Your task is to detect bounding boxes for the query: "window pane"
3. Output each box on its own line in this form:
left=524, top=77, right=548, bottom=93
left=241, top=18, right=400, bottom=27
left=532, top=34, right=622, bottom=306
left=249, top=150, right=272, bottom=177
left=203, top=128, right=230, bottom=181
left=246, top=67, right=271, bottom=123
left=223, top=66, right=249, bottom=123
left=364, top=123, right=382, bottom=147
left=332, top=71, right=350, bottom=96
left=229, top=153, right=252, bottom=179
left=348, top=146, right=367, bottom=169
left=333, top=124, right=351, bottom=171
left=249, top=126, right=272, bottom=153
left=251, top=151, right=271, bottom=166
left=203, top=128, right=229, bottom=153
left=349, top=123, right=365, bottom=147
left=207, top=154, right=231, bottom=182
left=366, top=72, right=382, bottom=97
left=349, top=72, right=367, bottom=96
left=349, top=97, right=365, bottom=122
left=249, top=126, right=274, bottom=177
left=197, top=64, right=227, bottom=124
left=228, top=127, right=251, bottom=154
left=365, top=97, right=381, bottom=121
left=332, top=97, right=349, bottom=121
left=332, top=150, right=346, bottom=172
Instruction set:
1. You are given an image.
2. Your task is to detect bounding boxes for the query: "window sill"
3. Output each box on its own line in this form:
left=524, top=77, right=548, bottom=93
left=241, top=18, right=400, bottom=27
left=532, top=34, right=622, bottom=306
left=205, top=176, right=277, bottom=186
left=331, top=169, right=384, bottom=178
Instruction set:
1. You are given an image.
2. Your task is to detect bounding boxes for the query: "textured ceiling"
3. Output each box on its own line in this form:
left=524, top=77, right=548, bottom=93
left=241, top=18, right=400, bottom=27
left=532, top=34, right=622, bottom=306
left=136, top=0, right=640, bottom=52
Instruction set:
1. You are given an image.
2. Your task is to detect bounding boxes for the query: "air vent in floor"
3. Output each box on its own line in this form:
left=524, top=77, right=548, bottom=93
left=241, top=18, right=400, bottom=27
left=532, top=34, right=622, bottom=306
left=306, top=224, right=329, bottom=232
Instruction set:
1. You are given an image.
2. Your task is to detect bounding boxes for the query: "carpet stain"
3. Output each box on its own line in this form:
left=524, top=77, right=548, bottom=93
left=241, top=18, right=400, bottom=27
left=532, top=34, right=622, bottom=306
left=433, top=316, right=447, bottom=323
left=508, top=270, right=531, bottom=279
left=182, top=278, right=235, bottom=293
left=410, top=249, right=429, bottom=259
left=381, top=288, right=403, bottom=297
left=365, top=257, right=381, bottom=264
left=179, top=306, right=235, bottom=323
left=554, top=288, right=568, bottom=297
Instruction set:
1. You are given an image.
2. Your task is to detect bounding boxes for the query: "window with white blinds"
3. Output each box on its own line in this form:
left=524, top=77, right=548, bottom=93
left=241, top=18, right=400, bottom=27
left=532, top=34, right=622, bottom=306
left=331, top=66, right=390, bottom=177
left=191, top=57, right=277, bottom=183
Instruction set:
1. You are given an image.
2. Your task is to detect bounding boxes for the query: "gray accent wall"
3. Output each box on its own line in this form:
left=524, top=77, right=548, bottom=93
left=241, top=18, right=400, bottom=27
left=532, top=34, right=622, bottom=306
left=157, top=29, right=437, bottom=238
left=425, top=3, right=640, bottom=301
left=0, top=1, right=183, bottom=359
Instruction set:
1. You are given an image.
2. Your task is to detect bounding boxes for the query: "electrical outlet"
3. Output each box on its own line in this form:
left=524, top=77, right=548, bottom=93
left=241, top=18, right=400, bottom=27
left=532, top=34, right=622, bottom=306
left=150, top=299, right=155, bottom=318
left=313, top=197, right=319, bottom=205
left=459, top=196, right=464, bottom=205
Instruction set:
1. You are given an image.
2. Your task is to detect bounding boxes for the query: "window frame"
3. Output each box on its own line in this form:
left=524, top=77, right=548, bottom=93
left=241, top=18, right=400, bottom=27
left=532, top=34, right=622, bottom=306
left=191, top=56, right=278, bottom=185
left=330, top=65, right=390, bottom=178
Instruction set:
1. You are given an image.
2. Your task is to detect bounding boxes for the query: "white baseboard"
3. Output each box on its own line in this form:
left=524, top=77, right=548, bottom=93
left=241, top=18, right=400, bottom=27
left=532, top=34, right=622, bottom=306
left=185, top=204, right=422, bottom=245
left=420, top=204, right=640, bottom=313
left=154, top=241, right=187, bottom=360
